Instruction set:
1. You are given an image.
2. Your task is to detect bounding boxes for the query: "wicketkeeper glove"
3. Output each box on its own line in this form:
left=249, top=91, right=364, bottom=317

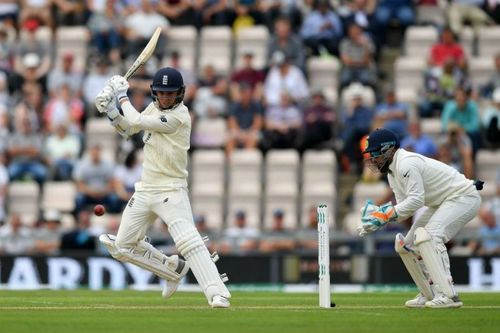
left=107, top=75, right=129, bottom=101
left=357, top=200, right=398, bottom=237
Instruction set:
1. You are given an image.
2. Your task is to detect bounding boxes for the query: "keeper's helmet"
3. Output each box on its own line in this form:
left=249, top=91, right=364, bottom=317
left=150, top=67, right=185, bottom=110
left=362, top=128, right=400, bottom=174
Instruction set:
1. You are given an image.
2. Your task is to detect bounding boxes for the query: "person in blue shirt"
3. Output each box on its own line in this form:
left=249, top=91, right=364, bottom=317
left=300, top=0, right=343, bottom=57
left=441, top=86, right=481, bottom=153
left=401, top=122, right=438, bottom=158
left=374, top=88, right=409, bottom=139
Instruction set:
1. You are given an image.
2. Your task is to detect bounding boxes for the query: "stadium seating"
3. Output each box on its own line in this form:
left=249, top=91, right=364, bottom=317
left=192, top=118, right=227, bottom=148
left=306, top=57, right=340, bottom=92
left=198, top=26, right=232, bottom=76
left=404, top=26, right=438, bottom=58
left=190, top=149, right=225, bottom=230
left=301, top=150, right=337, bottom=228
left=477, top=26, right=500, bottom=58
left=234, top=25, right=269, bottom=70
left=227, top=149, right=263, bottom=229
left=264, top=150, right=299, bottom=230
left=7, top=181, right=40, bottom=226
left=55, top=26, right=90, bottom=72
left=163, top=26, right=198, bottom=70
left=469, top=57, right=496, bottom=87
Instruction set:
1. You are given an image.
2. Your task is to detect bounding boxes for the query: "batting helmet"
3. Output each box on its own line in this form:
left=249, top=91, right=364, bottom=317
left=150, top=67, right=185, bottom=109
left=362, top=128, right=400, bottom=174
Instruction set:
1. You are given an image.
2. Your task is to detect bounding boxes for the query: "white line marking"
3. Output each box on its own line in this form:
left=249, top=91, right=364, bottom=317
left=1, top=305, right=499, bottom=310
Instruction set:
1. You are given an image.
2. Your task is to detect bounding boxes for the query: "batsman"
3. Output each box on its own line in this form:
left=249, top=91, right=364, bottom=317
left=94, top=68, right=231, bottom=308
left=358, top=128, right=483, bottom=308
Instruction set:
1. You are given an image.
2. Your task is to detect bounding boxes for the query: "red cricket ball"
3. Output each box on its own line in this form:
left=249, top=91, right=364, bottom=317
left=94, top=204, right=106, bottom=216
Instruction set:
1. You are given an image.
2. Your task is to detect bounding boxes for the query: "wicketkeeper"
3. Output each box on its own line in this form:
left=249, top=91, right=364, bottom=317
left=358, top=128, right=483, bottom=308
left=94, top=68, right=231, bottom=308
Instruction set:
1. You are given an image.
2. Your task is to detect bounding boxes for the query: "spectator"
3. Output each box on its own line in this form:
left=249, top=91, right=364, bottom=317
left=158, top=0, right=195, bottom=26
left=441, top=87, right=481, bottom=153
left=12, top=82, right=44, bottom=132
left=193, top=0, right=233, bottom=29
left=43, top=84, right=85, bottom=134
left=300, top=0, right=343, bottom=57
left=428, top=26, right=466, bottom=70
left=47, top=52, right=83, bottom=98
left=259, top=209, right=296, bottom=253
left=218, top=210, right=260, bottom=254
left=19, top=1, right=52, bottom=28
left=61, top=210, right=96, bottom=251
left=401, top=122, right=438, bottom=158
left=51, top=0, right=86, bottom=26
left=7, top=117, right=47, bottom=185
left=482, top=87, right=500, bottom=146
left=12, top=19, right=52, bottom=92
left=437, top=123, right=474, bottom=179
left=73, top=144, right=120, bottom=214
left=86, top=0, right=122, bottom=63
left=82, top=57, right=112, bottom=115
left=339, top=23, right=377, bottom=89
left=373, top=0, right=415, bottom=50
left=470, top=177, right=500, bottom=255
left=123, top=0, right=169, bottom=61
left=482, top=0, right=500, bottom=24
left=266, top=16, right=305, bottom=70
left=264, top=91, right=302, bottom=149
left=0, top=1, right=19, bottom=28
left=260, top=0, right=303, bottom=32
left=300, top=89, right=335, bottom=150
left=192, top=64, right=228, bottom=118
left=338, top=0, right=377, bottom=32
left=0, top=213, right=34, bottom=255
left=226, top=83, right=263, bottom=155
left=263, top=50, right=309, bottom=108
left=0, top=105, right=9, bottom=152
left=480, top=53, right=500, bottom=98
left=419, top=57, right=469, bottom=118
left=0, top=152, right=7, bottom=224
left=233, top=0, right=267, bottom=31
left=230, top=51, right=265, bottom=103
left=374, top=88, right=409, bottom=139
left=340, top=88, right=374, bottom=173
left=33, top=209, right=62, bottom=255
left=114, top=150, right=142, bottom=209
left=447, top=0, right=493, bottom=35
left=43, top=123, right=81, bottom=181
left=296, top=206, right=319, bottom=251
left=193, top=214, right=218, bottom=252
left=166, top=50, right=197, bottom=107
left=0, top=24, right=14, bottom=73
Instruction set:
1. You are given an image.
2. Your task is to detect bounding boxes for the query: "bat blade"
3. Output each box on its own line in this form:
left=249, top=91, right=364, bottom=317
left=124, top=27, right=162, bottom=80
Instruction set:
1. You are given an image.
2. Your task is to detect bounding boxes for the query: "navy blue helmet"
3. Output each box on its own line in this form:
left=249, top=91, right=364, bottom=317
left=150, top=67, right=185, bottom=109
left=362, top=128, right=400, bottom=155
left=362, top=128, right=400, bottom=173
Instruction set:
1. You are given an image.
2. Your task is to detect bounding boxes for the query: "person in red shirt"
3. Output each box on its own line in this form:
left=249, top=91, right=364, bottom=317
left=429, top=27, right=466, bottom=70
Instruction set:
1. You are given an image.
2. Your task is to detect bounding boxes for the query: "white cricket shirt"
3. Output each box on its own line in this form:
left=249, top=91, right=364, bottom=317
left=387, top=149, right=477, bottom=221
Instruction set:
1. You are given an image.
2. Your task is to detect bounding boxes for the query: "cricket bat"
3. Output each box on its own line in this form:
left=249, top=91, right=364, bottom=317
left=124, top=26, right=162, bottom=80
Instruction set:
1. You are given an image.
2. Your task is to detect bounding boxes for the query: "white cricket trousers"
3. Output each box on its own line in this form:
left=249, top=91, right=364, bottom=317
left=115, top=188, right=195, bottom=248
left=404, top=191, right=482, bottom=245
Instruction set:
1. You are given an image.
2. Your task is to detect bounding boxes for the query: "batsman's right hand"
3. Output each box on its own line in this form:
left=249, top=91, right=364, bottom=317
left=95, top=86, right=115, bottom=114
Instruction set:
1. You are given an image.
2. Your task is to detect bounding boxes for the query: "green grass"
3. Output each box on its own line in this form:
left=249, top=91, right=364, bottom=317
left=0, top=290, right=499, bottom=333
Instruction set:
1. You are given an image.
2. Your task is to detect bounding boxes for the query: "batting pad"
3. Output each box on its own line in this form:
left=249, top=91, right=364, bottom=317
left=168, top=219, right=231, bottom=304
left=99, top=234, right=184, bottom=281
left=414, top=228, right=456, bottom=298
left=394, top=233, right=434, bottom=300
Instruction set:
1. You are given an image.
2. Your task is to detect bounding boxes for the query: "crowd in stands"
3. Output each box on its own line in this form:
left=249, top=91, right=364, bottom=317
left=0, top=0, right=499, bottom=256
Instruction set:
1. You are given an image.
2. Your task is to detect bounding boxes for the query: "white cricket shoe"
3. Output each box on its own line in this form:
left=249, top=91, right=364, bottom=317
left=405, top=293, right=429, bottom=308
left=211, top=295, right=230, bottom=308
left=162, top=256, right=190, bottom=299
left=425, top=293, right=463, bottom=308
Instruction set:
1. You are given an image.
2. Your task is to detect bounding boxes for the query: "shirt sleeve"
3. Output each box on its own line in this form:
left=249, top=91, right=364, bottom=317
left=121, top=101, right=183, bottom=134
left=394, top=156, right=426, bottom=221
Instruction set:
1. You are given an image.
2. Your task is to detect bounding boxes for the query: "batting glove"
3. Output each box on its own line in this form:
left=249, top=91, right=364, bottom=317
left=107, top=75, right=129, bottom=101
left=95, top=86, right=115, bottom=114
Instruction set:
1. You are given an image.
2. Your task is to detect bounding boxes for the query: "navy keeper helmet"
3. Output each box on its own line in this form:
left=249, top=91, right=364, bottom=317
left=362, top=128, right=400, bottom=173
left=150, top=67, right=185, bottom=110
